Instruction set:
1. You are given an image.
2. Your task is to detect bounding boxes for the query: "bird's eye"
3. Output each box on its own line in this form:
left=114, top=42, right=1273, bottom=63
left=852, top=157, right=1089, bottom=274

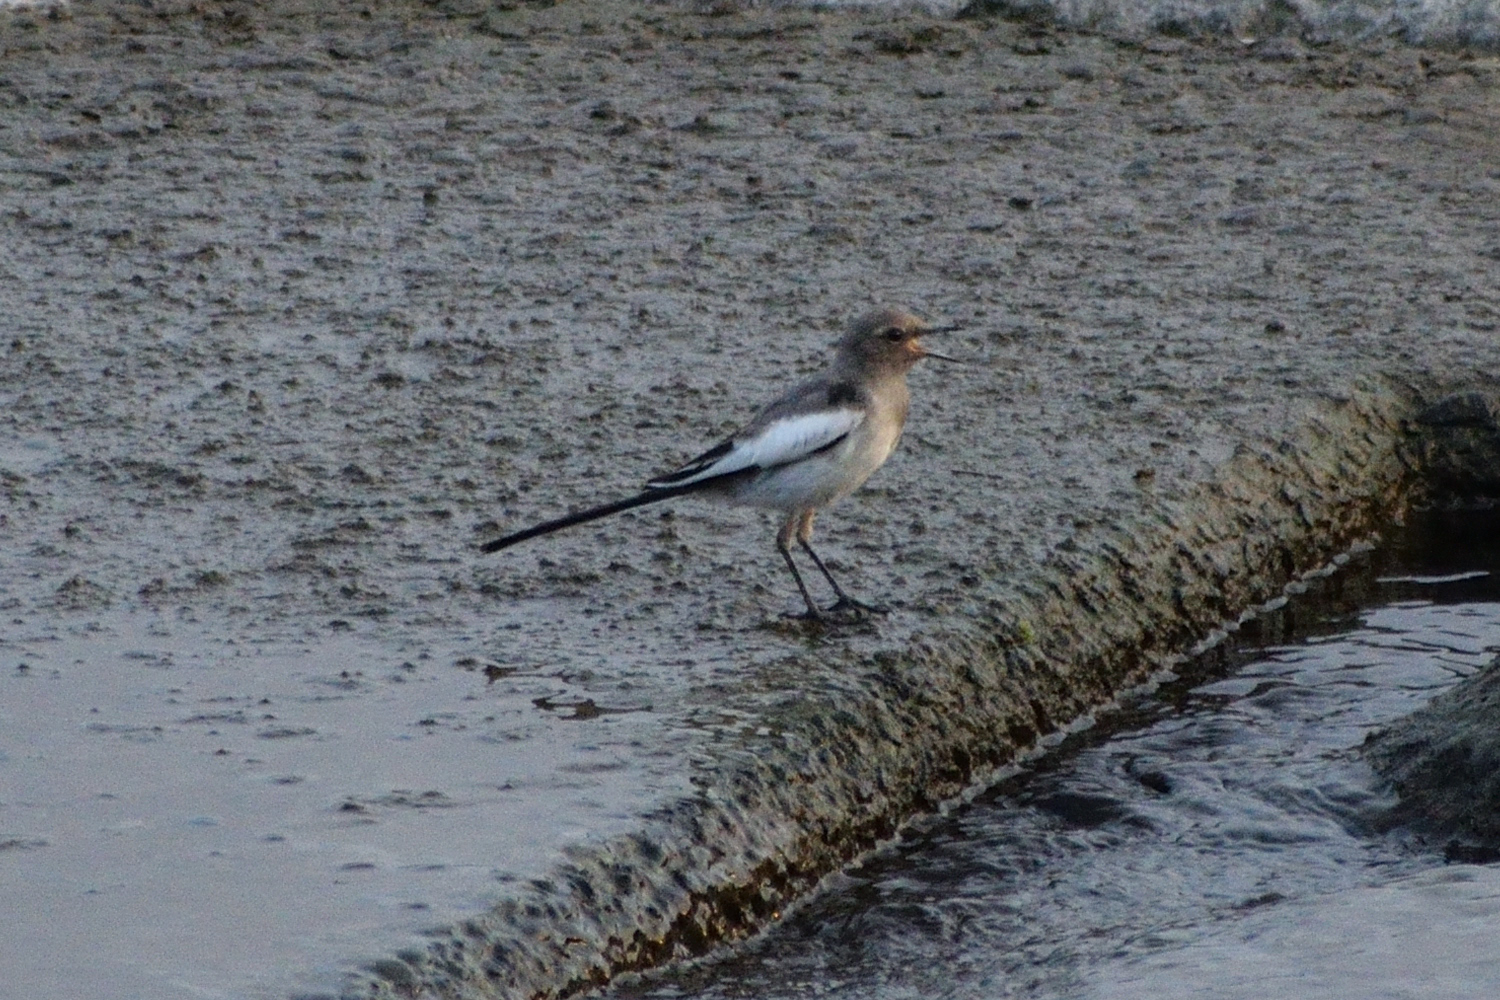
left=883, top=328, right=904, bottom=342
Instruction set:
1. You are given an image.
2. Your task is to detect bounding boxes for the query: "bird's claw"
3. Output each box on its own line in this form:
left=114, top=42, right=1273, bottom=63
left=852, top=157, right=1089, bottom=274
left=778, top=595, right=887, bottom=626
left=826, top=596, right=889, bottom=618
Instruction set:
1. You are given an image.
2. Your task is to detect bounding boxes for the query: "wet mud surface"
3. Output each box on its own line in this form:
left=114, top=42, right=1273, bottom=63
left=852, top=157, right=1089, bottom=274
left=2, top=2, right=1499, bottom=998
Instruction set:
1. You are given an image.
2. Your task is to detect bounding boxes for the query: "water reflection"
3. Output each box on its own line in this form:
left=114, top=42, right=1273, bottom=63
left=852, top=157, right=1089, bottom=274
left=613, top=509, right=1500, bottom=1000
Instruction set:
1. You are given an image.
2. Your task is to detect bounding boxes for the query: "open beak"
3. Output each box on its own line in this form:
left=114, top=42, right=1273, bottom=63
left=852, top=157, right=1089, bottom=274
left=917, top=324, right=967, bottom=364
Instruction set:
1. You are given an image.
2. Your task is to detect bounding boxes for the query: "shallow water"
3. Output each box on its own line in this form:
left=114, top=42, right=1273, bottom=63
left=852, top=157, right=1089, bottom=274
left=611, top=508, right=1500, bottom=1000
left=830, top=0, right=1500, bottom=51
left=0, top=616, right=700, bottom=1000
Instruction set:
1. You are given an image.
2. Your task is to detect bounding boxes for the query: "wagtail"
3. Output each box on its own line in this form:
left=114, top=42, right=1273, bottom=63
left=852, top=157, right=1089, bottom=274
left=482, top=307, right=961, bottom=619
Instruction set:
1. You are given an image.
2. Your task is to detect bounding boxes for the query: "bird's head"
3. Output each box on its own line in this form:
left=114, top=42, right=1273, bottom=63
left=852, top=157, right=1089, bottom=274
left=838, top=307, right=962, bottom=374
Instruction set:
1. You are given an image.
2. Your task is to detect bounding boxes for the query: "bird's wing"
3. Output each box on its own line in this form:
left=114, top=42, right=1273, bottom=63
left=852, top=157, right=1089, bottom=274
left=646, top=407, right=864, bottom=489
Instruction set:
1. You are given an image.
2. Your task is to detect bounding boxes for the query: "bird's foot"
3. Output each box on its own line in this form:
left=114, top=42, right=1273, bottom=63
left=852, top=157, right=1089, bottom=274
left=775, top=598, right=886, bottom=630
left=826, top=596, right=889, bottom=618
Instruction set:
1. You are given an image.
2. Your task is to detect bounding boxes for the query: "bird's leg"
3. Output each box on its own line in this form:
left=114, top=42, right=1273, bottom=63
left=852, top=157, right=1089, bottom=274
left=777, top=517, right=823, bottom=620
left=796, top=511, right=888, bottom=617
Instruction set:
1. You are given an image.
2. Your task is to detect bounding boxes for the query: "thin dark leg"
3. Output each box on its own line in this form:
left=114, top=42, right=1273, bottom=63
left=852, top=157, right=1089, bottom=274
left=778, top=542, right=823, bottom=620
left=797, top=538, right=888, bottom=615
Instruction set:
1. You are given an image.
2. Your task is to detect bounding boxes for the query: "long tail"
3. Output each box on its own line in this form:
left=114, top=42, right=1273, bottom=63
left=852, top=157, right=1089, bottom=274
left=480, top=486, right=688, bottom=553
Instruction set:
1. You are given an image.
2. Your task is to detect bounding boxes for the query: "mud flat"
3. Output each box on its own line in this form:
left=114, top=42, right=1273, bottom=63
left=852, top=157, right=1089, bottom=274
left=1, top=2, right=1499, bottom=998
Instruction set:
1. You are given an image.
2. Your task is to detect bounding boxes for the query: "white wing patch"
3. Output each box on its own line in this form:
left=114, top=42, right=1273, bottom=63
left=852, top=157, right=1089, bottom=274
left=651, top=409, right=863, bottom=489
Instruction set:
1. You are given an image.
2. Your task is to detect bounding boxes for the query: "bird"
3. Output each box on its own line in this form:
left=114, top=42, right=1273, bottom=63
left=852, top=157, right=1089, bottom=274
left=482, top=306, right=962, bottom=620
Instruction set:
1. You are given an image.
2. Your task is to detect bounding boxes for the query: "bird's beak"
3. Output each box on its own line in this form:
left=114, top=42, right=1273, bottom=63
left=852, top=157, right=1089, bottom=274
left=916, top=324, right=967, bottom=364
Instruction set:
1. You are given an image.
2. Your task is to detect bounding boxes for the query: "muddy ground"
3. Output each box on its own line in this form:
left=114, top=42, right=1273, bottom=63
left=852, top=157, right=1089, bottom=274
left=2, top=1, right=1499, bottom=998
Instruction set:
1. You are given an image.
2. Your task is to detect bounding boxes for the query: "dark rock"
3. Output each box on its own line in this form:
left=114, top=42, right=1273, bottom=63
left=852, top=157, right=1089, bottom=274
left=1365, top=655, right=1500, bottom=847
left=1416, top=392, right=1500, bottom=429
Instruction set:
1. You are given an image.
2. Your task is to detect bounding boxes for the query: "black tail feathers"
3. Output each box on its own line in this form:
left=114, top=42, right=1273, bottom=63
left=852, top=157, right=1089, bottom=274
left=481, top=487, right=686, bottom=553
